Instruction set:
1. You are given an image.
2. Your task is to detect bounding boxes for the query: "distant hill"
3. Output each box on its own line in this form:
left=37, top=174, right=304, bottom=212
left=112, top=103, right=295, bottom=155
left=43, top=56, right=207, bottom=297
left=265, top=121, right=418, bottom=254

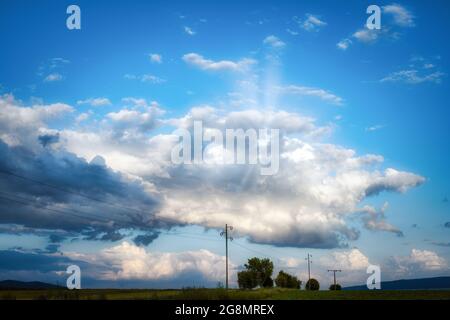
left=0, top=280, right=63, bottom=290
left=344, top=276, right=450, bottom=290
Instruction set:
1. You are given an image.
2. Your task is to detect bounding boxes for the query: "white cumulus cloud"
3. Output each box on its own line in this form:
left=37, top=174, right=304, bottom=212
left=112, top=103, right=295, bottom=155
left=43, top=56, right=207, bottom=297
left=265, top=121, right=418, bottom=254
left=68, top=241, right=227, bottom=281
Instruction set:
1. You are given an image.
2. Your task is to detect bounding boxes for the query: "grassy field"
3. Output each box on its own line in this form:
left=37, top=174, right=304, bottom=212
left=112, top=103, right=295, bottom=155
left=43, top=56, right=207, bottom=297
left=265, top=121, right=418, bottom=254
left=1, top=288, right=450, bottom=300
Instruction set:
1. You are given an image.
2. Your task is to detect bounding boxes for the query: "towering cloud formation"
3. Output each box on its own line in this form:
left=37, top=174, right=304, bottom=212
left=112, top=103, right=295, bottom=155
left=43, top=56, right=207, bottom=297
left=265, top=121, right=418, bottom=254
left=0, top=94, right=425, bottom=248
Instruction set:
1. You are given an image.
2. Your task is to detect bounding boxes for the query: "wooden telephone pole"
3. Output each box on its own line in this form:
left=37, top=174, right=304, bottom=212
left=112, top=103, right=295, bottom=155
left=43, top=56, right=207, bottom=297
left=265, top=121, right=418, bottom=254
left=328, top=269, right=342, bottom=289
left=220, top=224, right=233, bottom=289
left=305, top=253, right=312, bottom=282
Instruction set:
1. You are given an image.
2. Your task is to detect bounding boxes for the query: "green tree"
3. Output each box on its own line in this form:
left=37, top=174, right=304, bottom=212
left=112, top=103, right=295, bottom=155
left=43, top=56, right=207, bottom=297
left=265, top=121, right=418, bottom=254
left=329, top=284, right=342, bottom=290
left=305, top=278, right=320, bottom=291
left=237, top=257, right=274, bottom=289
left=237, top=270, right=258, bottom=289
left=275, top=270, right=301, bottom=289
left=245, top=257, right=274, bottom=288
left=262, top=276, right=274, bottom=288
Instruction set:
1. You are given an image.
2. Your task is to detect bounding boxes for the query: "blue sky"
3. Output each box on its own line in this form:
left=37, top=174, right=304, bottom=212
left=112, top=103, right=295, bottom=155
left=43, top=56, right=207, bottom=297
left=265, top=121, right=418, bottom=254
left=0, top=0, right=449, bottom=288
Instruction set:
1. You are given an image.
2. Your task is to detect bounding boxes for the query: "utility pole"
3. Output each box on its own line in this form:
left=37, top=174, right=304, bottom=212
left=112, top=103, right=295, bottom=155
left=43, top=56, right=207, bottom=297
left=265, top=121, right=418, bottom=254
left=220, top=224, right=233, bottom=289
left=305, top=253, right=312, bottom=283
left=327, top=269, right=342, bottom=289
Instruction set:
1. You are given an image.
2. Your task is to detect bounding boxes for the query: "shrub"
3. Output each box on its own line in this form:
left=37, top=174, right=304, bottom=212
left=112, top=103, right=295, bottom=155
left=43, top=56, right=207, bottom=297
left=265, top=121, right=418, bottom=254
left=275, top=270, right=301, bottom=289
left=305, top=278, right=320, bottom=291
left=329, top=284, right=342, bottom=291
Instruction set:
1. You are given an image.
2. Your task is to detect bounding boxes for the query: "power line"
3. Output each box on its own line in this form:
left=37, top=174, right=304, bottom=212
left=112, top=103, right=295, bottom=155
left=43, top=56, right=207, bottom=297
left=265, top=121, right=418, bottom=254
left=0, top=169, right=123, bottom=207
left=0, top=193, right=229, bottom=245
left=0, top=168, right=180, bottom=225
left=164, top=230, right=221, bottom=239
left=0, top=194, right=116, bottom=225
left=230, top=239, right=301, bottom=269
left=231, top=241, right=279, bottom=262
left=163, top=232, right=222, bottom=243
left=0, top=190, right=134, bottom=225
left=0, top=192, right=232, bottom=244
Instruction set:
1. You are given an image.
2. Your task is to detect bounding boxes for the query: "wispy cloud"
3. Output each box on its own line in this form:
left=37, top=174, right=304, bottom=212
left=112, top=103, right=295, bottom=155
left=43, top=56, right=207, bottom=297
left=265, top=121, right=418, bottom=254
left=184, top=26, right=196, bottom=35
left=381, top=55, right=445, bottom=84
left=337, top=38, right=352, bottom=51
left=381, top=69, right=445, bottom=84
left=149, top=53, right=162, bottom=64
left=182, top=53, right=256, bottom=72
left=278, top=85, right=344, bottom=105
left=77, top=97, right=112, bottom=107
left=286, top=28, right=299, bottom=36
left=263, top=35, right=286, bottom=48
left=44, top=73, right=63, bottom=82
left=38, top=58, right=70, bottom=83
left=124, top=74, right=166, bottom=84
left=353, top=28, right=380, bottom=43
left=383, top=3, right=415, bottom=27
left=336, top=29, right=382, bottom=50
left=365, top=124, right=385, bottom=132
left=49, top=57, right=70, bottom=69
left=300, top=14, right=327, bottom=31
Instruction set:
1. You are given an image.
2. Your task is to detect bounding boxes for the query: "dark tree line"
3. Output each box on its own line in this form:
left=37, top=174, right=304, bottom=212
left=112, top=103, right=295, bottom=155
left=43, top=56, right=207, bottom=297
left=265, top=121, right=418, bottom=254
left=237, top=257, right=341, bottom=290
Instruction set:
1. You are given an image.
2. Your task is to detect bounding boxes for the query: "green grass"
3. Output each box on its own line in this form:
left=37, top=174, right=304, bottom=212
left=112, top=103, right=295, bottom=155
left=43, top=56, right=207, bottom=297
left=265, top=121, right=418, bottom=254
left=1, top=288, right=450, bottom=300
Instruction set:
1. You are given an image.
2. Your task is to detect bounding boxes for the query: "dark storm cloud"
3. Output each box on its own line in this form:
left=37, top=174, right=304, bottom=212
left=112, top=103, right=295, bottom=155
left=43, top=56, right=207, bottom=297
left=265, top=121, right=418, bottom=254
left=45, top=244, right=60, bottom=253
left=133, top=231, right=160, bottom=246
left=0, top=139, right=167, bottom=241
left=0, top=250, right=72, bottom=272
left=49, top=234, right=67, bottom=243
left=248, top=226, right=359, bottom=249
left=38, top=132, right=60, bottom=147
left=99, top=231, right=126, bottom=242
left=0, top=224, right=74, bottom=239
left=0, top=249, right=95, bottom=285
